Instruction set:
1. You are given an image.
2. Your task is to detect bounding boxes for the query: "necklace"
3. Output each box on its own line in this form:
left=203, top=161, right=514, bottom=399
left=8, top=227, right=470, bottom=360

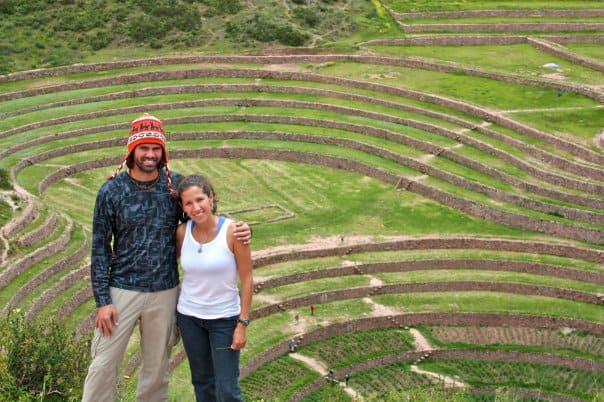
left=192, top=219, right=218, bottom=253
left=128, top=172, right=160, bottom=190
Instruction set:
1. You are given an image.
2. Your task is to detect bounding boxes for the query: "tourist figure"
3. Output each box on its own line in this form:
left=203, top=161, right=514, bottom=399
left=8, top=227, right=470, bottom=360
left=176, top=174, right=253, bottom=401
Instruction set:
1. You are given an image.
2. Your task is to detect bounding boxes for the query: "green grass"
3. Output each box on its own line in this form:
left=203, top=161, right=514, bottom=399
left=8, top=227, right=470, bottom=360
left=510, top=108, right=604, bottom=146
left=37, top=158, right=533, bottom=251
left=0, top=197, right=11, bottom=229
left=241, top=355, right=320, bottom=402
left=374, top=292, right=604, bottom=323
left=1, top=1, right=603, bottom=400
left=564, top=43, right=604, bottom=60
left=423, top=324, right=604, bottom=360
left=299, top=327, right=416, bottom=369
left=375, top=270, right=603, bottom=293
left=420, top=359, right=603, bottom=400
left=364, top=44, right=604, bottom=86
left=383, top=0, right=604, bottom=12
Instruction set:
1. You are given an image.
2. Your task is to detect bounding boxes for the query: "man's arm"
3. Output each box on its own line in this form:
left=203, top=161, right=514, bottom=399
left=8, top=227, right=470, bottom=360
left=90, top=189, right=114, bottom=307
left=90, top=189, right=119, bottom=336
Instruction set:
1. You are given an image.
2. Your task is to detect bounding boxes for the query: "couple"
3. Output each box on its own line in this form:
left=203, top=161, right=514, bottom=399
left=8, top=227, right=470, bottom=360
left=82, top=114, right=253, bottom=402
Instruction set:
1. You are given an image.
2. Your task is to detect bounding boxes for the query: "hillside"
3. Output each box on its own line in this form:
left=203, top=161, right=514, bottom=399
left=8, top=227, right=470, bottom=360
left=0, top=0, right=603, bottom=401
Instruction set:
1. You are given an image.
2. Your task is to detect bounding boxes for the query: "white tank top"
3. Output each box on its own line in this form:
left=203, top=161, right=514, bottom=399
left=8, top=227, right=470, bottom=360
left=177, top=217, right=240, bottom=319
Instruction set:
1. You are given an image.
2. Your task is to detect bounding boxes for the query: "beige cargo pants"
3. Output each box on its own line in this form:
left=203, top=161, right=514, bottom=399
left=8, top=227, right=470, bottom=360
left=82, top=286, right=179, bottom=402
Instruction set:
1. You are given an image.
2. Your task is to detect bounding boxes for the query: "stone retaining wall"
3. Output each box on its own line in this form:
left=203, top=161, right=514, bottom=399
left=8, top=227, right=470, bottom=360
left=0, top=218, right=74, bottom=290
left=4, top=237, right=89, bottom=313
left=363, top=34, right=604, bottom=46
left=248, top=283, right=601, bottom=325
left=35, top=151, right=604, bottom=244
left=392, top=10, right=604, bottom=19
left=398, top=22, right=604, bottom=34
left=253, top=260, right=604, bottom=293
left=29, top=151, right=604, bottom=260
left=528, top=37, right=604, bottom=72
left=6, top=99, right=603, bottom=188
left=18, top=211, right=57, bottom=247
left=2, top=65, right=601, bottom=160
left=12, top=114, right=603, bottom=217
left=26, top=264, right=88, bottom=319
left=240, top=313, right=604, bottom=379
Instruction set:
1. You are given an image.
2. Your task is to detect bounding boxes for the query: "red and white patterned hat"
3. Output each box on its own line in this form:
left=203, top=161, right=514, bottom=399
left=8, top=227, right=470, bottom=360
left=109, top=113, right=175, bottom=195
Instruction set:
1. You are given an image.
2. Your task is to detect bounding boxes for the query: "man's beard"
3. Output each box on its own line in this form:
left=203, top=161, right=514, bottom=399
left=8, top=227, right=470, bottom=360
left=135, top=157, right=160, bottom=173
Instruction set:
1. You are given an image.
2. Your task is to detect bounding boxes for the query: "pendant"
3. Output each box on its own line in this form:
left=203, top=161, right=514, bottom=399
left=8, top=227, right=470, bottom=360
left=197, top=244, right=203, bottom=253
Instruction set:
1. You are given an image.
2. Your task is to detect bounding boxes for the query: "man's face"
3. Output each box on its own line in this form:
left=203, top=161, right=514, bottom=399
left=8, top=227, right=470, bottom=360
left=132, top=143, right=163, bottom=173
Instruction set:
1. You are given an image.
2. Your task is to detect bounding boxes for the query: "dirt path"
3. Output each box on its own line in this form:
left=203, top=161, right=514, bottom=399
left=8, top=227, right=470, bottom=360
left=289, top=353, right=328, bottom=376
left=410, top=328, right=433, bottom=351
left=410, top=365, right=466, bottom=387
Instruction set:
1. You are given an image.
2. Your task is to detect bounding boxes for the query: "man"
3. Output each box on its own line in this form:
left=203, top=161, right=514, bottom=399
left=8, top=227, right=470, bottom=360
left=82, top=113, right=251, bottom=402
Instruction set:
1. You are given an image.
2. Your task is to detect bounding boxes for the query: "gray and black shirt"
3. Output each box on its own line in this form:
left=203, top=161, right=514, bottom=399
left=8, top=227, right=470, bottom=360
left=91, top=169, right=183, bottom=307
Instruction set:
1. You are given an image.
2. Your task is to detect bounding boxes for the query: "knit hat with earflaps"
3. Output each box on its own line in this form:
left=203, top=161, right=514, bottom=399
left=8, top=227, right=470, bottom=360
left=109, top=113, right=176, bottom=196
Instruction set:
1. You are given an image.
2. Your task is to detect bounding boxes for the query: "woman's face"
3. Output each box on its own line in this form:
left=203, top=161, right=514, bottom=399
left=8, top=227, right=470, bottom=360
left=180, top=186, right=214, bottom=222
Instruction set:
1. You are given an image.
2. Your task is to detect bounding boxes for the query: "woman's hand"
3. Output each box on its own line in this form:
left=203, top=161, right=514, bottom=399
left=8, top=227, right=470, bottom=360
left=230, top=324, right=247, bottom=350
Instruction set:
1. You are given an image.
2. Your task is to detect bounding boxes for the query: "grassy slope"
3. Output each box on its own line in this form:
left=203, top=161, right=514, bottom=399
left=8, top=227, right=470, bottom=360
left=1, top=1, right=603, bottom=401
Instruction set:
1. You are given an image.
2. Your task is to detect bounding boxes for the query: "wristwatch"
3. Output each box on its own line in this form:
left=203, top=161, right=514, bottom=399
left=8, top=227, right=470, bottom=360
left=237, top=318, right=250, bottom=327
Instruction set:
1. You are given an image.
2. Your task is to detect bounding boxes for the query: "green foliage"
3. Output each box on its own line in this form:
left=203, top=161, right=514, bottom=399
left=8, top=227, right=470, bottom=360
left=363, top=386, right=470, bottom=402
left=126, top=1, right=201, bottom=43
left=303, top=384, right=474, bottom=401
left=225, top=13, right=309, bottom=46
left=203, top=0, right=242, bottom=17
left=0, top=310, right=91, bottom=402
left=0, top=168, right=11, bottom=189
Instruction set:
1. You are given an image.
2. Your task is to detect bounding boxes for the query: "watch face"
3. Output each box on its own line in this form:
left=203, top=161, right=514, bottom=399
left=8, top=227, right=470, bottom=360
left=239, top=319, right=250, bottom=326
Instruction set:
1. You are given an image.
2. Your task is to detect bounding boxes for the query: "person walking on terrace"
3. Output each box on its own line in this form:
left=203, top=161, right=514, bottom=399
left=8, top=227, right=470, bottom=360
left=82, top=113, right=251, bottom=402
left=175, top=174, right=253, bottom=402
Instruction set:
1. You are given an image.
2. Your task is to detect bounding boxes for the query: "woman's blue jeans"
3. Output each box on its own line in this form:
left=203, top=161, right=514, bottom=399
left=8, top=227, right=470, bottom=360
left=177, top=312, right=244, bottom=402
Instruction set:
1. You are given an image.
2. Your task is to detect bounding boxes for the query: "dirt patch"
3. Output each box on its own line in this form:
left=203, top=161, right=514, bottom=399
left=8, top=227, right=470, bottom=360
left=541, top=72, right=566, bottom=80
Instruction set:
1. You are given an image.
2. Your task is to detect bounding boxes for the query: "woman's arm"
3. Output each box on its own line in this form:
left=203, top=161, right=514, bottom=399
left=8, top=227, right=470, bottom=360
left=229, top=223, right=253, bottom=350
left=175, top=222, right=186, bottom=259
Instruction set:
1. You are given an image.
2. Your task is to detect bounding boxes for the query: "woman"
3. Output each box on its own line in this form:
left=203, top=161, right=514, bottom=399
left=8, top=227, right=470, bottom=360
left=176, top=174, right=253, bottom=401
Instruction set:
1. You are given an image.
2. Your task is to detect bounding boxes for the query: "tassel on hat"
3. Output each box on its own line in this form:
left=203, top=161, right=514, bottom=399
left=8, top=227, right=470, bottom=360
left=109, top=113, right=175, bottom=196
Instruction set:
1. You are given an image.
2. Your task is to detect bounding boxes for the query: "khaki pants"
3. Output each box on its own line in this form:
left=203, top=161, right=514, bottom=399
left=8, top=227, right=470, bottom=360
left=82, top=286, right=179, bottom=402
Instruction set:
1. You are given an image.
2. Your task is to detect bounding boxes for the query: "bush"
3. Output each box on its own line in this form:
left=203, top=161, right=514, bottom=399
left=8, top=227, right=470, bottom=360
left=225, top=14, right=308, bottom=47
left=0, top=310, right=91, bottom=401
left=85, top=29, right=112, bottom=51
left=203, top=0, right=242, bottom=17
left=0, top=168, right=11, bottom=189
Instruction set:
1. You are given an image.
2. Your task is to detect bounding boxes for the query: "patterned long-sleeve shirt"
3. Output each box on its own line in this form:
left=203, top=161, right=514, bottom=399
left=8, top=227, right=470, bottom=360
left=91, top=170, right=183, bottom=307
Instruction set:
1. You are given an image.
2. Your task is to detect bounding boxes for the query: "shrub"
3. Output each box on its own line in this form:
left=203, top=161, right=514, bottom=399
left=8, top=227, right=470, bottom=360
left=225, top=14, right=308, bottom=46
left=85, top=29, right=112, bottom=51
left=203, top=0, right=242, bottom=17
left=0, top=310, right=91, bottom=401
left=0, top=168, right=12, bottom=190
